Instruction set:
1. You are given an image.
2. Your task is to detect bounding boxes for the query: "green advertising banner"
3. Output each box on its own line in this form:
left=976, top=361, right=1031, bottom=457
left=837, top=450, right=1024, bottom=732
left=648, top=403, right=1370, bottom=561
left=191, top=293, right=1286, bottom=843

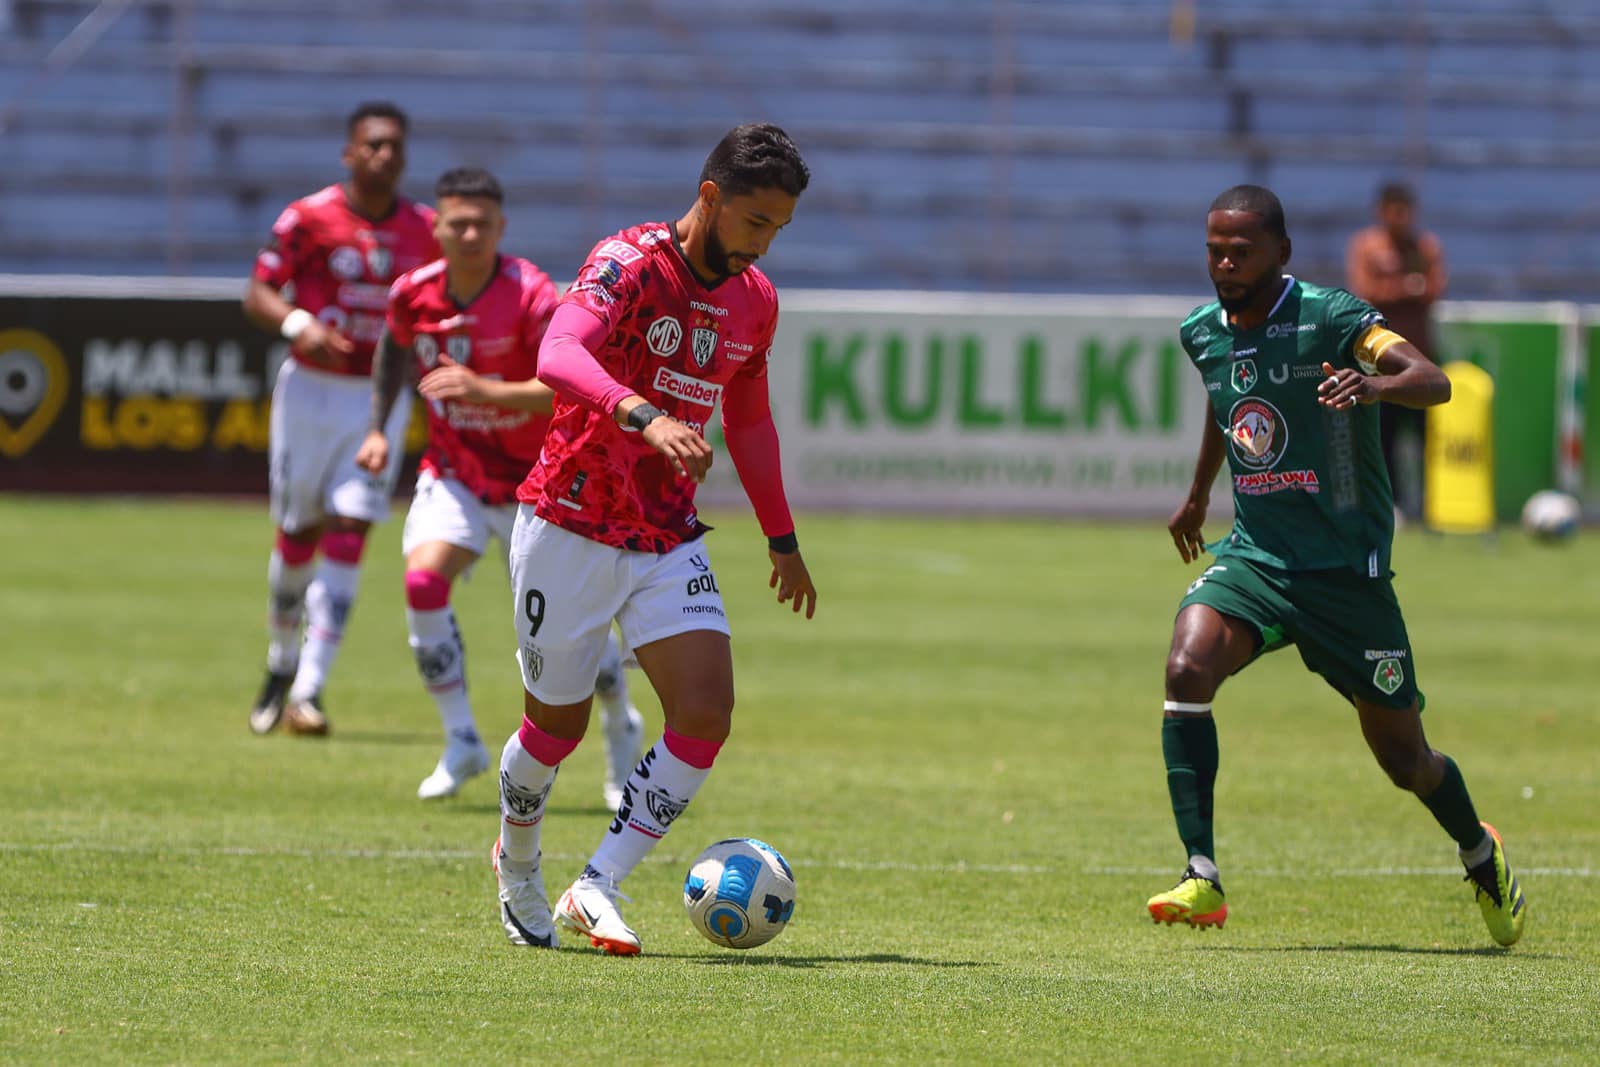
left=698, top=291, right=1222, bottom=517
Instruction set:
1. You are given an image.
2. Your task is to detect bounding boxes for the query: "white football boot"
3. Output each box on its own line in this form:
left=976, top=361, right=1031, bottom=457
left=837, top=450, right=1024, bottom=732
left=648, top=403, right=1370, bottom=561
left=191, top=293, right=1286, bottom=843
left=601, top=705, right=645, bottom=811
left=492, top=840, right=558, bottom=948
left=417, top=733, right=491, bottom=799
left=555, top=870, right=641, bottom=955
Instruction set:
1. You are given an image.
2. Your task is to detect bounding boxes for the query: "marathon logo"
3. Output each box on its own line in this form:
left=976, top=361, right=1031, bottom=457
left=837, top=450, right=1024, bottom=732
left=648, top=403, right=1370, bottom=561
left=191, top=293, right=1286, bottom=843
left=652, top=366, right=722, bottom=407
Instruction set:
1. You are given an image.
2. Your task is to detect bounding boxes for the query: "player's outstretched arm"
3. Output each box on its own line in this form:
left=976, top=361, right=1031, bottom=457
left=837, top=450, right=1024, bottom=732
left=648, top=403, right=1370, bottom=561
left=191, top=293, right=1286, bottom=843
left=1318, top=331, right=1451, bottom=412
left=1170, top=401, right=1225, bottom=563
left=418, top=355, right=556, bottom=415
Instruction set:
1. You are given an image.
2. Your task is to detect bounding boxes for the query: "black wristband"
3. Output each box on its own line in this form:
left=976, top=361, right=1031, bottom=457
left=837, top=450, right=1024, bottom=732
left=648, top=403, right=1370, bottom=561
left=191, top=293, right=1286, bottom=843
left=767, top=531, right=799, bottom=554
left=626, top=403, right=667, bottom=431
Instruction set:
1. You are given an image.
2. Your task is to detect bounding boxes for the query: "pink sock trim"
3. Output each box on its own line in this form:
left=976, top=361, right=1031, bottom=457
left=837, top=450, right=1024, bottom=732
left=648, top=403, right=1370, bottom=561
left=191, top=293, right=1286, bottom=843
left=517, top=716, right=582, bottom=767
left=663, top=728, right=722, bottom=770
left=275, top=531, right=317, bottom=566
left=404, top=569, right=451, bottom=610
left=319, top=530, right=366, bottom=564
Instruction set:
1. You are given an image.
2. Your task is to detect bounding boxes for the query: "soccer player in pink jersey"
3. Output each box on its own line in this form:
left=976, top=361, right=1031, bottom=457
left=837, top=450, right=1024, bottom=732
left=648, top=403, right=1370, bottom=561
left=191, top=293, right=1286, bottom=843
left=492, top=124, right=816, bottom=953
left=357, top=168, right=643, bottom=802
left=243, top=102, right=441, bottom=738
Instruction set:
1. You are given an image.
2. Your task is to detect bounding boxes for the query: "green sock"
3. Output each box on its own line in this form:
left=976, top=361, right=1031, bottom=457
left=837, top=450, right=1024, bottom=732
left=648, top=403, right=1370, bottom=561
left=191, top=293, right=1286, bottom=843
left=1420, top=755, right=1487, bottom=851
left=1162, top=714, right=1218, bottom=861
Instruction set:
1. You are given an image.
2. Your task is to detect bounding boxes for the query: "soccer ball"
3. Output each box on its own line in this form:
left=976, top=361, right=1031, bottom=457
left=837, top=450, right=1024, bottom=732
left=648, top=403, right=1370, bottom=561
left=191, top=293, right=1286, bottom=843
left=683, top=838, right=796, bottom=949
left=1520, top=489, right=1581, bottom=541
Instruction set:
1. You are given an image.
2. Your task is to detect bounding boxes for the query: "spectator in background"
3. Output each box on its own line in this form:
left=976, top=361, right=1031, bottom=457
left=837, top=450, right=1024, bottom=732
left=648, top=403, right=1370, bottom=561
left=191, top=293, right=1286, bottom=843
left=1345, top=182, right=1448, bottom=520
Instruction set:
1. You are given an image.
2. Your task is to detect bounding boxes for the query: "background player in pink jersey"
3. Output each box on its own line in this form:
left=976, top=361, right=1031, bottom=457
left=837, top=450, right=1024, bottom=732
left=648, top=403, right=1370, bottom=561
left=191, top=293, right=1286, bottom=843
left=357, top=168, right=644, bottom=802
left=243, top=101, right=441, bottom=738
left=491, top=124, right=816, bottom=954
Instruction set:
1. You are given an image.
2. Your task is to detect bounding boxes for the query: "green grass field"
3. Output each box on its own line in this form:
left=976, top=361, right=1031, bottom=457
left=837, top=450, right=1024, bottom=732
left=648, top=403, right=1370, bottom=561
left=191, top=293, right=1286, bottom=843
left=2, top=495, right=1597, bottom=1065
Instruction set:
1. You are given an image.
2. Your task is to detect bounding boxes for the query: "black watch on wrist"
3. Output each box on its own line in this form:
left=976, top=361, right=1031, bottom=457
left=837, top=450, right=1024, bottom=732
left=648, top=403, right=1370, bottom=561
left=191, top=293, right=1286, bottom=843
left=768, top=531, right=799, bottom=555
left=626, top=403, right=667, bottom=431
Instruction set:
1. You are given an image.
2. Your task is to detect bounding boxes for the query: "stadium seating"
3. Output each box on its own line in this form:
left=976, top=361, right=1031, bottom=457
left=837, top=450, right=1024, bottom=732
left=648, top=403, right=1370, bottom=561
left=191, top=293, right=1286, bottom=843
left=3, top=0, right=1599, bottom=297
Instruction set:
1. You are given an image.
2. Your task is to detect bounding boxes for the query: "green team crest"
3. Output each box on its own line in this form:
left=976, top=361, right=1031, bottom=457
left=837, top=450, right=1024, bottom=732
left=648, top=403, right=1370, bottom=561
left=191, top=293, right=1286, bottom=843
left=1231, top=359, right=1258, bottom=393
left=1373, top=658, right=1404, bottom=695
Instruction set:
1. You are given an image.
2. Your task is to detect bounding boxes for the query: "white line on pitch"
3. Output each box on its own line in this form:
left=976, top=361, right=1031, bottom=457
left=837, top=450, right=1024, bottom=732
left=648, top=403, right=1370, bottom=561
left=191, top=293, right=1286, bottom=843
left=0, top=842, right=1593, bottom=878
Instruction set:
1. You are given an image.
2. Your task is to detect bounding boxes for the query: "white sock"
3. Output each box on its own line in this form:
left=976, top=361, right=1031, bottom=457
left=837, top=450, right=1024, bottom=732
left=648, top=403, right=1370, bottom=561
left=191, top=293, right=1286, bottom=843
left=407, top=605, right=476, bottom=742
left=266, top=550, right=314, bottom=674
left=498, top=732, right=559, bottom=880
left=291, top=559, right=359, bottom=701
left=586, top=740, right=709, bottom=886
left=1188, top=854, right=1220, bottom=883
left=1459, top=833, right=1494, bottom=868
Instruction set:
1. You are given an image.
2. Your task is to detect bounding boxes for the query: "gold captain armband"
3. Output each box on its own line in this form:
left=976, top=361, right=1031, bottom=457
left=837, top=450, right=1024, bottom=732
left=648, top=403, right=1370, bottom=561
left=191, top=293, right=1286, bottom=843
left=1354, top=326, right=1408, bottom=375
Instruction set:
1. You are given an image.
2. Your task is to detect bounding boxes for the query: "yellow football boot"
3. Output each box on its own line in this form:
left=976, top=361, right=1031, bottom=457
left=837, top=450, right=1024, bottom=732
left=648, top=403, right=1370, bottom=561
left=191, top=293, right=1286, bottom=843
left=1148, top=865, right=1228, bottom=928
left=1465, top=822, right=1526, bottom=947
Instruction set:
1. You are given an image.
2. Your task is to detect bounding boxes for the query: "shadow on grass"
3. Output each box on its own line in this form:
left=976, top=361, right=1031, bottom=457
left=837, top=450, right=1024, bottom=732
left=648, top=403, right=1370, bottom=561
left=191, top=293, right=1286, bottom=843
left=1199, top=943, right=1547, bottom=958
left=674, top=952, right=992, bottom=970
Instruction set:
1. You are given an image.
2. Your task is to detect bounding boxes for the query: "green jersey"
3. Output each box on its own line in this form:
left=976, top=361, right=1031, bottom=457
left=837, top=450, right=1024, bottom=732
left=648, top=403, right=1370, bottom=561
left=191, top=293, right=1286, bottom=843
left=1179, top=276, right=1395, bottom=576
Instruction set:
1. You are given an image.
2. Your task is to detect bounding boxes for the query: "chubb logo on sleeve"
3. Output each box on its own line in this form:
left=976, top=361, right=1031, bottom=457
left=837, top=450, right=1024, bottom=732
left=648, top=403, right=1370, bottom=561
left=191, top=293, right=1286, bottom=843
left=652, top=366, right=723, bottom=407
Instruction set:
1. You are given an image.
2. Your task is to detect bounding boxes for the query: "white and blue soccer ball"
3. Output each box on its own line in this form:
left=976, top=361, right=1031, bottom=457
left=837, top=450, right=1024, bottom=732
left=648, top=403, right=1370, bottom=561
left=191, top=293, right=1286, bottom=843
left=1521, top=489, right=1581, bottom=542
left=683, top=837, right=796, bottom=949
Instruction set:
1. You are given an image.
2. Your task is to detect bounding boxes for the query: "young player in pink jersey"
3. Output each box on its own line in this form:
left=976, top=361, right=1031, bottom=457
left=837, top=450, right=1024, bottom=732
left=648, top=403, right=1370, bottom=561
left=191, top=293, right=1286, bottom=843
left=492, top=124, right=817, bottom=954
left=357, top=168, right=643, bottom=803
left=243, top=102, right=441, bottom=738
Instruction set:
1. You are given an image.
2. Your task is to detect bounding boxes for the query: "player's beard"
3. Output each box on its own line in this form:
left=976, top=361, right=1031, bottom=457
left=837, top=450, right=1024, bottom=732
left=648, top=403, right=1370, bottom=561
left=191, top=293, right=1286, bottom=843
left=702, top=224, right=735, bottom=278
left=1214, top=276, right=1271, bottom=314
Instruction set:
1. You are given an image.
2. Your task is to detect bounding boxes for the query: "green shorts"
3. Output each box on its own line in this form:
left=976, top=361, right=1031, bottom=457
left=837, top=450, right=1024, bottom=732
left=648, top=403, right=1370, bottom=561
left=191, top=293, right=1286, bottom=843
left=1177, top=555, right=1422, bottom=710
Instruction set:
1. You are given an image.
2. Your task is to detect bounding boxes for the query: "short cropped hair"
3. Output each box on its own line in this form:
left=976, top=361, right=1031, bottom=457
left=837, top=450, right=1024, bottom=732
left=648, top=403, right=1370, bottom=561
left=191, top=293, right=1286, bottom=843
left=1209, top=184, right=1288, bottom=240
left=1378, top=181, right=1415, bottom=207
left=435, top=167, right=503, bottom=203
left=347, top=101, right=409, bottom=136
left=700, top=123, right=810, bottom=199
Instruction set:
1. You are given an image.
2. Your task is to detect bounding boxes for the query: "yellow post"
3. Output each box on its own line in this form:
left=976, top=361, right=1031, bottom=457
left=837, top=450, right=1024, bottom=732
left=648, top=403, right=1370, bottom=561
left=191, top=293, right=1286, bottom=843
left=1425, top=361, right=1496, bottom=533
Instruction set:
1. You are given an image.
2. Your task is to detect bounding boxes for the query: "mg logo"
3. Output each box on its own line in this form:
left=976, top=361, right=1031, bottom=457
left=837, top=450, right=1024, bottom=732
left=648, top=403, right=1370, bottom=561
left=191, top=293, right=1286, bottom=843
left=647, top=316, right=682, bottom=357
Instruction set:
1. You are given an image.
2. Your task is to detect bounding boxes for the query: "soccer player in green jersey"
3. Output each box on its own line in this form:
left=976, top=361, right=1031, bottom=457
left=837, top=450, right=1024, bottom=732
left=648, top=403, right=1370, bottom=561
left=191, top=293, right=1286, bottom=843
left=1146, top=185, right=1526, bottom=947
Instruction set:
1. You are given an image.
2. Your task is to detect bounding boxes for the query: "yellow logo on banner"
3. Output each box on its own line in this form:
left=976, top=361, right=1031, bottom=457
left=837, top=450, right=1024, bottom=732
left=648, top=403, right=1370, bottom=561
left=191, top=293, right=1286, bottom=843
left=0, top=328, right=70, bottom=458
left=1425, top=361, right=1495, bottom=533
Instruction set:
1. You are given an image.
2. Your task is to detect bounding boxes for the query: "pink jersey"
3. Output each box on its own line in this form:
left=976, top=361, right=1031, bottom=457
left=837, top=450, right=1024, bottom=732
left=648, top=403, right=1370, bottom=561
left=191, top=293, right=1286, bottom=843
left=388, top=255, right=560, bottom=505
left=519, top=222, right=780, bottom=552
left=253, top=184, right=440, bottom=377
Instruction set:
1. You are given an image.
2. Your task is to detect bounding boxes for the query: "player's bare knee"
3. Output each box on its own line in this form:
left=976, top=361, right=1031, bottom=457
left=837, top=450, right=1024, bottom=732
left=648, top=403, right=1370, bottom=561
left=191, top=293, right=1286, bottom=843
left=1164, top=648, right=1219, bottom=703
left=1373, top=743, right=1427, bottom=792
left=665, top=693, right=734, bottom=743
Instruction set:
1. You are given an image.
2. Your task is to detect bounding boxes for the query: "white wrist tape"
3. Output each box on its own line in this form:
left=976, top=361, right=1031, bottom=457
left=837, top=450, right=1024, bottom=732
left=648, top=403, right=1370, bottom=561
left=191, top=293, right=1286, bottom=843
left=280, top=308, right=314, bottom=341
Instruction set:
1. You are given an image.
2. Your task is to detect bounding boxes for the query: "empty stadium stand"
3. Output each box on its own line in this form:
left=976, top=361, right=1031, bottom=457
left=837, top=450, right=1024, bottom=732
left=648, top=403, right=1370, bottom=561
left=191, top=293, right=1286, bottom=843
left=3, top=0, right=1600, bottom=297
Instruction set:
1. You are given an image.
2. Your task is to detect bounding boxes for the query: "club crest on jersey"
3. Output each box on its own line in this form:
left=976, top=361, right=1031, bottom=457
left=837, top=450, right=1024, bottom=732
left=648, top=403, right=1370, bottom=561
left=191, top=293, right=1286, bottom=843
left=329, top=246, right=365, bottom=280
left=446, top=335, right=472, bottom=363
left=1231, top=358, right=1258, bottom=394
left=1373, top=657, right=1404, bottom=695
left=647, top=315, right=683, bottom=358
left=1227, top=397, right=1287, bottom=470
left=366, top=246, right=393, bottom=280
left=414, top=334, right=440, bottom=366
left=691, top=327, right=717, bottom=368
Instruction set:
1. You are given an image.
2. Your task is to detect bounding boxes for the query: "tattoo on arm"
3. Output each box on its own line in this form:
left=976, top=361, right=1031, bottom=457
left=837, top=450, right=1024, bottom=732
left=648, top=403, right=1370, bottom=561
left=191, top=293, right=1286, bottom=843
left=370, top=329, right=410, bottom=431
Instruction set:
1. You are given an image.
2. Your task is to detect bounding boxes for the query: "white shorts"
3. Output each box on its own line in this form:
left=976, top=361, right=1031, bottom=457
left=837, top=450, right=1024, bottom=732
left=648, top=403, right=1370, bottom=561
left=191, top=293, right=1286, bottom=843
left=509, top=508, right=730, bottom=704
left=402, top=469, right=517, bottom=560
left=269, top=359, right=410, bottom=532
